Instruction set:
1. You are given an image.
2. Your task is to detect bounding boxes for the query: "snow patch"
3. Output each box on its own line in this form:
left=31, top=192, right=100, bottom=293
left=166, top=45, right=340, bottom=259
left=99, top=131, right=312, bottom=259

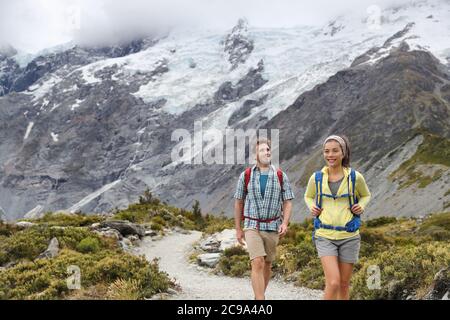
left=24, top=122, right=34, bottom=140
left=67, top=180, right=122, bottom=214
left=50, top=103, right=60, bottom=112
left=24, top=205, right=44, bottom=219
left=51, top=132, right=59, bottom=142
left=25, top=75, right=62, bottom=101
left=70, top=99, right=84, bottom=111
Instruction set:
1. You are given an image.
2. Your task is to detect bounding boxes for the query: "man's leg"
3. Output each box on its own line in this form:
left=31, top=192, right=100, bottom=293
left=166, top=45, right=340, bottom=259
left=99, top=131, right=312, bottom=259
left=260, top=231, right=279, bottom=295
left=251, top=256, right=266, bottom=300
left=245, top=230, right=268, bottom=300
left=264, top=261, right=272, bottom=291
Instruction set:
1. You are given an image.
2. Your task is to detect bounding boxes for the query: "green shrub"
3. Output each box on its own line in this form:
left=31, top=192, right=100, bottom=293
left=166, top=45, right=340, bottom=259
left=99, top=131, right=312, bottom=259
left=139, top=189, right=161, bottom=206
left=203, top=215, right=234, bottom=234
left=0, top=225, right=110, bottom=265
left=351, top=242, right=450, bottom=299
left=106, top=278, right=141, bottom=300
left=222, top=245, right=247, bottom=258
left=151, top=216, right=167, bottom=227
left=0, top=250, right=174, bottom=300
left=28, top=212, right=104, bottom=227
left=365, top=216, right=397, bottom=228
left=77, top=237, right=100, bottom=253
left=217, top=246, right=250, bottom=277
left=0, top=221, right=18, bottom=237
left=150, top=223, right=163, bottom=231
left=275, top=241, right=316, bottom=275
left=417, top=212, right=450, bottom=240
left=297, top=258, right=325, bottom=290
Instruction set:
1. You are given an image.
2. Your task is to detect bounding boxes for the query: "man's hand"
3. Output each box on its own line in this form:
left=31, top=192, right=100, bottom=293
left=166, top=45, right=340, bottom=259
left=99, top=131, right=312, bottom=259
left=278, top=223, right=288, bottom=237
left=236, top=228, right=245, bottom=245
left=351, top=204, right=364, bottom=215
left=311, top=205, right=323, bottom=217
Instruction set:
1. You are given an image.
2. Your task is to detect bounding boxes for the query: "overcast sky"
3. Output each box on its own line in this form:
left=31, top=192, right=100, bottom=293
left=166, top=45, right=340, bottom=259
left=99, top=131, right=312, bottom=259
left=0, top=0, right=413, bottom=53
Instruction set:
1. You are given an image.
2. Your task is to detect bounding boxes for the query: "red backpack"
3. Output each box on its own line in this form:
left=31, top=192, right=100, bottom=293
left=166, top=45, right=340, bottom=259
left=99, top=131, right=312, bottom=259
left=241, top=167, right=284, bottom=229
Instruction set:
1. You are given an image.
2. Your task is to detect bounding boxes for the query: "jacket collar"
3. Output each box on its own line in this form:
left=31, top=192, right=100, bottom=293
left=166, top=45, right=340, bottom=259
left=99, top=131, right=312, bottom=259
left=321, top=166, right=350, bottom=178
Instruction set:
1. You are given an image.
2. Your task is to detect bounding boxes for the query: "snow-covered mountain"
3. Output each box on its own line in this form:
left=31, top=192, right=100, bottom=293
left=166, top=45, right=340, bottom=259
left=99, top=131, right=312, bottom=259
left=0, top=0, right=449, bottom=220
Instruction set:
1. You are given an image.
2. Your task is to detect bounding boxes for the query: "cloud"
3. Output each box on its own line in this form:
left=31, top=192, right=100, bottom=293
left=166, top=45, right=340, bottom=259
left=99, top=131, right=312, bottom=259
left=0, top=0, right=415, bottom=53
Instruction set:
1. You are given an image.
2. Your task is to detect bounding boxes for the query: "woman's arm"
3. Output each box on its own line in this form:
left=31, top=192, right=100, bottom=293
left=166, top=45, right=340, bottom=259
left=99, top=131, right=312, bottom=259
left=304, top=174, right=316, bottom=210
left=356, top=172, right=371, bottom=211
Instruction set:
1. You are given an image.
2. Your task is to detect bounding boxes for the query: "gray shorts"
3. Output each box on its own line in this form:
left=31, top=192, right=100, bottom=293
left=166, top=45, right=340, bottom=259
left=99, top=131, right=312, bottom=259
left=314, top=235, right=361, bottom=264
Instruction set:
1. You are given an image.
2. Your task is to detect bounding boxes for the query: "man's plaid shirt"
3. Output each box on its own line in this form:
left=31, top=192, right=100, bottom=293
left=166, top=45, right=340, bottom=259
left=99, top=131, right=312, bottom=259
left=234, top=165, right=295, bottom=231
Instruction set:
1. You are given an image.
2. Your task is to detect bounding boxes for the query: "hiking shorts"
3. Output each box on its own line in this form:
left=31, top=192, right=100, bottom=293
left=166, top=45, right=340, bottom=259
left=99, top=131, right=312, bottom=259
left=314, top=234, right=361, bottom=264
left=244, top=229, right=279, bottom=262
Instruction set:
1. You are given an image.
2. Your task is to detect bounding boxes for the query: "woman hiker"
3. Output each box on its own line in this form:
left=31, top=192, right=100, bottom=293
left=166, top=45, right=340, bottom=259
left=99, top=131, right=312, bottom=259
left=304, top=135, right=371, bottom=300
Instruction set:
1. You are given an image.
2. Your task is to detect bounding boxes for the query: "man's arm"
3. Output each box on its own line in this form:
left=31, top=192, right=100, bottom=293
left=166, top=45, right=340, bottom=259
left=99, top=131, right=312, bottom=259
left=279, top=200, right=292, bottom=236
left=282, top=200, right=292, bottom=223
left=234, top=199, right=245, bottom=245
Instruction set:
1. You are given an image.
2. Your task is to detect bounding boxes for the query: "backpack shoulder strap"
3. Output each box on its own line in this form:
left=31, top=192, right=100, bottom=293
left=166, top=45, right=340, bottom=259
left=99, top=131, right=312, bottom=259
left=314, top=171, right=323, bottom=208
left=276, top=168, right=284, bottom=192
left=350, top=168, right=358, bottom=204
left=244, top=167, right=252, bottom=195
left=242, top=167, right=252, bottom=221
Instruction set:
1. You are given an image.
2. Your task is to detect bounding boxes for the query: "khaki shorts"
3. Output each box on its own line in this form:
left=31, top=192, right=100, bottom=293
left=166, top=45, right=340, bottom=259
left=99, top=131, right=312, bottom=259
left=244, top=229, right=279, bottom=262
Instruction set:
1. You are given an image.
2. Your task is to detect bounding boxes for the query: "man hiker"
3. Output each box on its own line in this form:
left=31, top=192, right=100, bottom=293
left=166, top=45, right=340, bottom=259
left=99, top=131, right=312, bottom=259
left=234, top=138, right=295, bottom=300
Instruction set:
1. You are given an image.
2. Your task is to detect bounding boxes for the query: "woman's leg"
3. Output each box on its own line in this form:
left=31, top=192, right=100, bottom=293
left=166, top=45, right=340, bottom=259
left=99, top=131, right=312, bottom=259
left=320, top=256, right=341, bottom=300
left=337, top=262, right=354, bottom=300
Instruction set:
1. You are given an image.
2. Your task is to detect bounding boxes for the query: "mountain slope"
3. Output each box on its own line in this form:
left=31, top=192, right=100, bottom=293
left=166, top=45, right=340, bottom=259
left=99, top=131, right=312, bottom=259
left=0, top=0, right=449, bottom=220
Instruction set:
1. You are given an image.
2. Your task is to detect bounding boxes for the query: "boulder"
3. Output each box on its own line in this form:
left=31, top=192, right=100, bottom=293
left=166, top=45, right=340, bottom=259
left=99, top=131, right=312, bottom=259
left=197, top=253, right=221, bottom=268
left=145, top=230, right=158, bottom=237
left=199, top=229, right=242, bottom=253
left=94, top=228, right=122, bottom=240
left=127, top=235, right=140, bottom=242
left=216, top=229, right=240, bottom=251
left=90, top=222, right=101, bottom=229
left=424, top=267, right=450, bottom=300
left=15, top=221, right=36, bottom=228
left=119, top=238, right=133, bottom=251
left=37, top=237, right=59, bottom=259
left=100, top=220, right=145, bottom=238
left=199, top=236, right=221, bottom=253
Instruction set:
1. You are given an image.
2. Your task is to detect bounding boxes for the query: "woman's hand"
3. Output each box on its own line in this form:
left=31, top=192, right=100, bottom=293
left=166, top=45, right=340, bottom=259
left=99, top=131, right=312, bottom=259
left=310, top=205, right=323, bottom=217
left=351, top=204, right=364, bottom=215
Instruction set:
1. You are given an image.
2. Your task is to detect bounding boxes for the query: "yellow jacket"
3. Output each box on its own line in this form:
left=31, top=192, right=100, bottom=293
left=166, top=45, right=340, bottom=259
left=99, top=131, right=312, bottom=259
left=304, top=166, right=371, bottom=240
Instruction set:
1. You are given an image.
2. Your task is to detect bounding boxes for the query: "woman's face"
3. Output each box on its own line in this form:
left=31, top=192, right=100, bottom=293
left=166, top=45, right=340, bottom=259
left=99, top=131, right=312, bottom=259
left=323, top=140, right=344, bottom=168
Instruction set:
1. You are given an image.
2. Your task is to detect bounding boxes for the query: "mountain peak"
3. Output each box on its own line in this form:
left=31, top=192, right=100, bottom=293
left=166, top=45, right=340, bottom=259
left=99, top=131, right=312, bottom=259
left=224, top=18, right=254, bottom=70
left=0, top=44, right=17, bottom=58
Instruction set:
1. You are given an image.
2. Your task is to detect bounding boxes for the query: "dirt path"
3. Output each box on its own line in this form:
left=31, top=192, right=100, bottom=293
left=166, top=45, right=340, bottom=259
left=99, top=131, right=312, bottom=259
left=136, top=230, right=323, bottom=300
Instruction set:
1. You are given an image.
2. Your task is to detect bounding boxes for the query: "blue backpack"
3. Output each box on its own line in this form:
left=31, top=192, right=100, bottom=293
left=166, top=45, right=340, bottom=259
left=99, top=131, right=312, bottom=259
left=312, top=168, right=360, bottom=240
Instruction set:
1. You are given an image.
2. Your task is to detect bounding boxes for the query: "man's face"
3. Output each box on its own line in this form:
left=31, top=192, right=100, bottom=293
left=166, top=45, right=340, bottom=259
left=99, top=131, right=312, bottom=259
left=257, top=143, right=271, bottom=165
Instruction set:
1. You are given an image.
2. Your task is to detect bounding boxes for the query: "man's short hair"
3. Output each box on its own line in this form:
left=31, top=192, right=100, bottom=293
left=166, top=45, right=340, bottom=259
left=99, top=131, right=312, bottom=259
left=256, top=138, right=271, bottom=150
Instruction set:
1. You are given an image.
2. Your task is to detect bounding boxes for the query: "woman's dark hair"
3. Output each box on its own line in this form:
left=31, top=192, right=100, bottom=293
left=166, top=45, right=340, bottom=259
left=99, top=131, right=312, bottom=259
left=340, top=135, right=351, bottom=168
